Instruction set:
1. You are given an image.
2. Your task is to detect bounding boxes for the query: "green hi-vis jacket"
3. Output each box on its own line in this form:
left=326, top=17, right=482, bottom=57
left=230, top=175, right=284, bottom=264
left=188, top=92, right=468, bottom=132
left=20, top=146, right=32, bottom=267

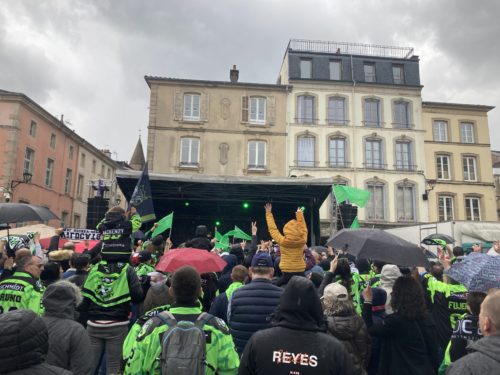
left=124, top=306, right=240, bottom=375
left=0, top=271, right=44, bottom=315
left=123, top=304, right=171, bottom=361
left=135, top=263, right=155, bottom=278
left=81, top=261, right=131, bottom=308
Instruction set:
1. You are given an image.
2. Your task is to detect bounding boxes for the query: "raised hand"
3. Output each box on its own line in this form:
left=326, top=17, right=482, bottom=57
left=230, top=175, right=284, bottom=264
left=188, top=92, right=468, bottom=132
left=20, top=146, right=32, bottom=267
left=264, top=203, right=272, bottom=213
left=362, top=285, right=373, bottom=302
left=251, top=221, right=257, bottom=236
left=329, top=253, right=339, bottom=273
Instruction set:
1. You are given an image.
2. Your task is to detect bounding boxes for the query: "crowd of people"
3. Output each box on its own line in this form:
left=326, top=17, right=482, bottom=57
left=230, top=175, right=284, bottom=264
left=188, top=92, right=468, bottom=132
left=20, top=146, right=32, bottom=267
left=0, top=204, right=499, bottom=375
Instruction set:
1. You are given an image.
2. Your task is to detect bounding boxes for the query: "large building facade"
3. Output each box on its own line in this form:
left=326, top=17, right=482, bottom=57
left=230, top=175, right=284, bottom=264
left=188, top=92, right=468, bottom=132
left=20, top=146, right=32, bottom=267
left=423, top=102, right=496, bottom=222
left=145, top=72, right=290, bottom=177
left=278, top=40, right=428, bottom=231
left=0, top=90, right=119, bottom=228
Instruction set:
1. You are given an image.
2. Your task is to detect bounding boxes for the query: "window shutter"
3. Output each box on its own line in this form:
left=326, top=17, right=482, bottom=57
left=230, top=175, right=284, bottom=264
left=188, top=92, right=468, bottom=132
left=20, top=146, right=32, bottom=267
left=174, top=92, right=182, bottom=120
left=241, top=96, right=249, bottom=123
left=267, top=96, right=276, bottom=125
left=200, top=93, right=209, bottom=121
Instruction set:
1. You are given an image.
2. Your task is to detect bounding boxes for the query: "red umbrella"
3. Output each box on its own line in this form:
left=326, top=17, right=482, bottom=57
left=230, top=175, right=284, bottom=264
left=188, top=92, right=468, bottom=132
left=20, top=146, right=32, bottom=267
left=156, top=248, right=227, bottom=274
left=39, top=237, right=100, bottom=253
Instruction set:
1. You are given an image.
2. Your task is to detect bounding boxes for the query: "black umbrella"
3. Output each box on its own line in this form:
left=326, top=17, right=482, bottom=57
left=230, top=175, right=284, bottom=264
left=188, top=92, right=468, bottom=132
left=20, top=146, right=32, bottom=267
left=0, top=203, right=58, bottom=257
left=421, top=233, right=455, bottom=246
left=0, top=203, right=59, bottom=224
left=326, top=228, right=430, bottom=267
left=311, top=245, right=327, bottom=253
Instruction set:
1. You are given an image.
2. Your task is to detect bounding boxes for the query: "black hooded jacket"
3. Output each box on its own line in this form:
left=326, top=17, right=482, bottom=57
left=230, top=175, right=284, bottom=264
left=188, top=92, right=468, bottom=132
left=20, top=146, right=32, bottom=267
left=0, top=309, right=72, bottom=375
left=97, top=211, right=137, bottom=261
left=42, top=281, right=93, bottom=374
left=185, top=225, right=212, bottom=251
left=239, top=276, right=356, bottom=375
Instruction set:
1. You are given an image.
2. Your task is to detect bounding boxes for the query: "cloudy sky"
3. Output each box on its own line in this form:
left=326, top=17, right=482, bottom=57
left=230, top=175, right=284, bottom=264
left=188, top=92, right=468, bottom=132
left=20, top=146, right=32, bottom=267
left=1, top=0, right=499, bottom=161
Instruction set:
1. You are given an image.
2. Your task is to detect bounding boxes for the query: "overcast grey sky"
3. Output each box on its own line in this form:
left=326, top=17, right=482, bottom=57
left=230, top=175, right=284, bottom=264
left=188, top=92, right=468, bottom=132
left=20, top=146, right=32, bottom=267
left=1, top=0, right=499, bottom=161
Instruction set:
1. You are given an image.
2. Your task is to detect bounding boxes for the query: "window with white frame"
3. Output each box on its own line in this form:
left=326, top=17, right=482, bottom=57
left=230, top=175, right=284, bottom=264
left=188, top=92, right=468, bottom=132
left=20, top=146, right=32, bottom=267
left=330, top=61, right=341, bottom=80
left=64, top=169, right=72, bottom=195
left=45, top=158, right=54, bottom=187
left=50, top=133, right=56, bottom=148
left=24, top=148, right=35, bottom=175
left=433, top=121, right=448, bottom=142
left=329, top=137, right=346, bottom=167
left=366, top=182, right=385, bottom=220
left=297, top=135, right=315, bottom=167
left=76, top=174, right=84, bottom=199
left=395, top=141, right=412, bottom=170
left=465, top=197, right=481, bottom=221
left=460, top=122, right=475, bottom=143
left=394, top=101, right=410, bottom=128
left=364, top=99, right=380, bottom=127
left=249, top=97, right=266, bottom=124
left=438, top=196, right=454, bottom=221
left=463, top=156, right=477, bottom=181
left=436, top=155, right=451, bottom=180
left=365, top=139, right=383, bottom=169
left=183, top=93, right=201, bottom=121
left=300, top=59, right=312, bottom=79
left=392, top=65, right=404, bottom=84
left=364, top=63, right=376, bottom=82
left=29, top=121, right=37, bottom=137
left=297, top=95, right=315, bottom=124
left=328, top=97, right=346, bottom=124
left=180, top=137, right=200, bottom=166
left=396, top=182, right=415, bottom=221
left=248, top=141, right=266, bottom=169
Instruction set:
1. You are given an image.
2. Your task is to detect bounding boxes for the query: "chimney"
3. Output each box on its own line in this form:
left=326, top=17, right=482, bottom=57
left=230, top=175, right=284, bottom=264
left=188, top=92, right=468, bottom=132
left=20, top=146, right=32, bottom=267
left=102, top=149, right=112, bottom=159
left=230, top=65, right=239, bottom=83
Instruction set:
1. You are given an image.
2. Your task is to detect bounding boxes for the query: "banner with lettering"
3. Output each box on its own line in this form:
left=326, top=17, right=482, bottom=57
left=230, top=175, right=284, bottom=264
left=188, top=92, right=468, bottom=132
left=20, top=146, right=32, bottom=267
left=62, top=228, right=101, bottom=241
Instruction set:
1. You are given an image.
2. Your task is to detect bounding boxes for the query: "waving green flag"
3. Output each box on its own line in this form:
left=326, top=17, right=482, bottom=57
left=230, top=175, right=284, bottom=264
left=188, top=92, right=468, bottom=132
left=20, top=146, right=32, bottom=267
left=350, top=216, right=360, bottom=229
left=151, top=212, right=174, bottom=238
left=215, top=230, right=230, bottom=250
left=333, top=185, right=371, bottom=208
left=231, top=226, right=252, bottom=241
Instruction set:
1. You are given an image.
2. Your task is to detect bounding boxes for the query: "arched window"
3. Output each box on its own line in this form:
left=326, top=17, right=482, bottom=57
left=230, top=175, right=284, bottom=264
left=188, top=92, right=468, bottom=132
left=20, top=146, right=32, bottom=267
left=395, top=139, right=413, bottom=170
left=396, top=180, right=416, bottom=221
left=365, top=180, right=386, bottom=221
left=328, top=136, right=347, bottom=167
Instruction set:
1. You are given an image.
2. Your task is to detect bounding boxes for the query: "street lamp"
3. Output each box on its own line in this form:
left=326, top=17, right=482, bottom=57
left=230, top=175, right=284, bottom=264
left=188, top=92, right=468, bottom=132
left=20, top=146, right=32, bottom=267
left=10, top=172, right=32, bottom=190
left=422, top=179, right=436, bottom=200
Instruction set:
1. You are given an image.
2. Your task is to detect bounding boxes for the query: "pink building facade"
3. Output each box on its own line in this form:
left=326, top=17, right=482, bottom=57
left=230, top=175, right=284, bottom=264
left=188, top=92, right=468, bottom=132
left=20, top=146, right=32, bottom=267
left=0, top=90, right=116, bottom=227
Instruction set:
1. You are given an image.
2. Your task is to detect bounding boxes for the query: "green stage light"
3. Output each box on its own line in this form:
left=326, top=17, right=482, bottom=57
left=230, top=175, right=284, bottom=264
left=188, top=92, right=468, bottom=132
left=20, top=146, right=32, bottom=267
left=215, top=220, right=221, bottom=226
left=301, top=206, right=306, bottom=211
left=184, top=202, right=190, bottom=207
left=243, top=202, right=249, bottom=209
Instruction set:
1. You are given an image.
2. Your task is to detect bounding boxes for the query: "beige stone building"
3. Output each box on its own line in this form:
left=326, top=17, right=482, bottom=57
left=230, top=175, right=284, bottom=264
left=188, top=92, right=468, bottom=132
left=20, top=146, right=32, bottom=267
left=278, top=40, right=428, bottom=231
left=145, top=68, right=290, bottom=177
left=423, top=102, right=496, bottom=222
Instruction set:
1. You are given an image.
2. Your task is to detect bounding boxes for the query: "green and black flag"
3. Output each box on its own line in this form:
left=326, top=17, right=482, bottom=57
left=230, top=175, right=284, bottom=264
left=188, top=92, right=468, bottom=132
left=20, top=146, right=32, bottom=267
left=129, top=162, right=156, bottom=223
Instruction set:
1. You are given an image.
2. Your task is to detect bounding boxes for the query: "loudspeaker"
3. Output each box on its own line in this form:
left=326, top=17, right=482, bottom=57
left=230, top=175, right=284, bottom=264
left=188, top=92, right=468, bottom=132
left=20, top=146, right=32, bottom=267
left=337, top=203, right=358, bottom=230
left=86, top=197, right=109, bottom=229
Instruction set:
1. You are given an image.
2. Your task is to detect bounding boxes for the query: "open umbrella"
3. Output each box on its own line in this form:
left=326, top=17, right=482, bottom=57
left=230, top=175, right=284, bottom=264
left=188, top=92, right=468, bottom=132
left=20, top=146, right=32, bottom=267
left=311, top=245, right=327, bottom=253
left=0, top=203, right=59, bottom=224
left=156, top=248, right=227, bottom=274
left=327, top=228, right=430, bottom=267
left=445, top=252, right=500, bottom=292
left=421, top=233, right=455, bottom=246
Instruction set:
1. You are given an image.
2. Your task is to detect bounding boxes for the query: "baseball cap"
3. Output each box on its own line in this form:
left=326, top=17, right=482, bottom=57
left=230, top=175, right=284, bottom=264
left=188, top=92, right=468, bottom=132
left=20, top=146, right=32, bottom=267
left=322, top=282, right=349, bottom=302
left=251, top=252, right=273, bottom=268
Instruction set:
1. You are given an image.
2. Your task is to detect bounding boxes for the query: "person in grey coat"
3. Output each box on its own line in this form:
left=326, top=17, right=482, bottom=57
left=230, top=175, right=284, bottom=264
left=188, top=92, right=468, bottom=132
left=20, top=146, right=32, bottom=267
left=42, top=280, right=93, bottom=375
left=0, top=309, right=72, bottom=375
left=447, top=289, right=500, bottom=375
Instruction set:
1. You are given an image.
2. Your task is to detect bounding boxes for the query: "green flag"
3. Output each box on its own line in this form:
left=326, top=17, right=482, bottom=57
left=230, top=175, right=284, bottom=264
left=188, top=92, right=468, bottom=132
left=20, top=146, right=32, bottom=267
left=214, top=230, right=230, bottom=250
left=231, top=226, right=252, bottom=241
left=333, top=185, right=371, bottom=208
left=151, top=212, right=174, bottom=238
left=350, top=216, right=360, bottom=229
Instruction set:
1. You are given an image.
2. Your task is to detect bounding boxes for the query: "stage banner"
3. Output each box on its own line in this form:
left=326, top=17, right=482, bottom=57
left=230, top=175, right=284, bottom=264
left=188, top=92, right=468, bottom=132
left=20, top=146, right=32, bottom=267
left=62, top=228, right=101, bottom=241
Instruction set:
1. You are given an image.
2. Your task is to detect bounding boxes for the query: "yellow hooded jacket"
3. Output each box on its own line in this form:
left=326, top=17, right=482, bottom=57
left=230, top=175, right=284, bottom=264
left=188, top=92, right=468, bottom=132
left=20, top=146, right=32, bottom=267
left=266, top=211, right=308, bottom=273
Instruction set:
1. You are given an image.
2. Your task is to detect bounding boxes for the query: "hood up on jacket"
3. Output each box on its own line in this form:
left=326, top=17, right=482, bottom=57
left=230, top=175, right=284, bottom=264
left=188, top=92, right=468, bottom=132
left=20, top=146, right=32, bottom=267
left=273, top=276, right=325, bottom=332
left=379, top=264, right=402, bottom=288
left=42, top=280, right=82, bottom=319
left=467, top=334, right=500, bottom=364
left=0, top=309, right=49, bottom=372
left=221, top=254, right=238, bottom=274
left=282, top=219, right=306, bottom=245
left=103, top=210, right=124, bottom=224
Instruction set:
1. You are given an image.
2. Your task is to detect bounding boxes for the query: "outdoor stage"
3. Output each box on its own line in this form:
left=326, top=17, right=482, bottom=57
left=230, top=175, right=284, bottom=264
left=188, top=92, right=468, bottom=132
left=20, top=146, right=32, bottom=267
left=116, top=171, right=333, bottom=246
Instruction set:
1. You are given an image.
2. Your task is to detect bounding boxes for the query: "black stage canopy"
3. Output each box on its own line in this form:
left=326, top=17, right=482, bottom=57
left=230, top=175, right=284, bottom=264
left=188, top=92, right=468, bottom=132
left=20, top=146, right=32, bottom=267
left=116, top=171, right=333, bottom=246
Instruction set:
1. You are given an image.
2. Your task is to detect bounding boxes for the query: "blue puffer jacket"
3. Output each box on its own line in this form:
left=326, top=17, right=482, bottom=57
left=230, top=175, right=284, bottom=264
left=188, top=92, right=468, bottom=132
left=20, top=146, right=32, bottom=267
left=228, top=278, right=283, bottom=354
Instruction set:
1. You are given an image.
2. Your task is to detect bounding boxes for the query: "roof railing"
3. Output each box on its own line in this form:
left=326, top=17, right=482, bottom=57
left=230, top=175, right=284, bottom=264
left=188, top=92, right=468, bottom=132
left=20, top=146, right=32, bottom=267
left=288, top=39, right=414, bottom=59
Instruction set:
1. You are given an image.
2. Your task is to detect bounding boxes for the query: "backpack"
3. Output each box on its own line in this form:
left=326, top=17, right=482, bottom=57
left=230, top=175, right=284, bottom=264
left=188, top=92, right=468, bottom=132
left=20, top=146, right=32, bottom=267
left=156, top=311, right=215, bottom=375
